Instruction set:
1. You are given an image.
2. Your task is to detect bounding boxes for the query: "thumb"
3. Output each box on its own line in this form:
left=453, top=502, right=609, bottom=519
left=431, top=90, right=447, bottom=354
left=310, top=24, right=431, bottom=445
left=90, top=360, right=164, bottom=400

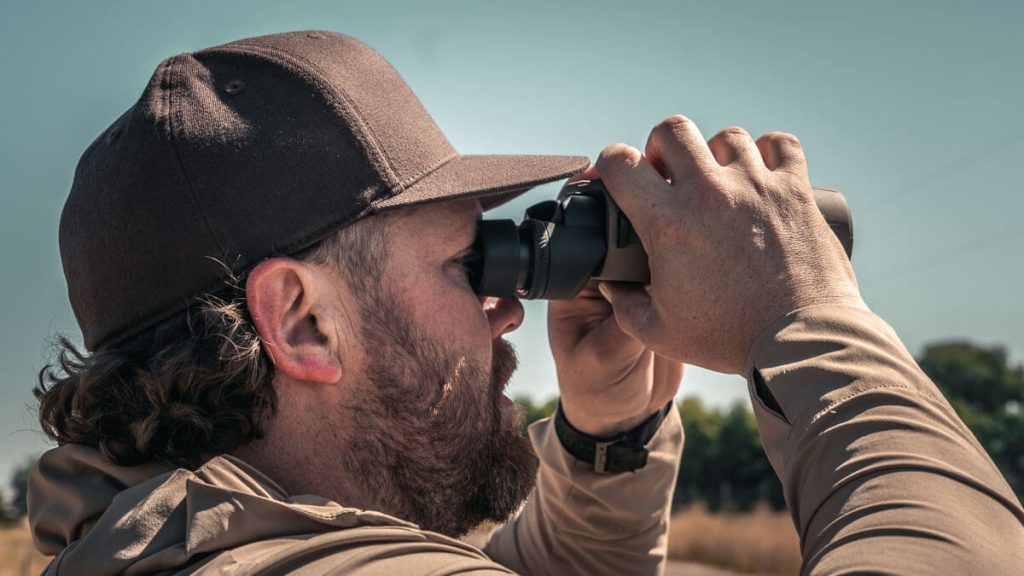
left=598, top=282, right=657, bottom=343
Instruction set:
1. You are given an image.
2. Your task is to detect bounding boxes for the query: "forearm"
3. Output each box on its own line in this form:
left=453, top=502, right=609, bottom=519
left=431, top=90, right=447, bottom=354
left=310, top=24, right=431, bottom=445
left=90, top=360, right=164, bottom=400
left=747, top=304, right=1024, bottom=574
left=483, top=408, right=683, bottom=575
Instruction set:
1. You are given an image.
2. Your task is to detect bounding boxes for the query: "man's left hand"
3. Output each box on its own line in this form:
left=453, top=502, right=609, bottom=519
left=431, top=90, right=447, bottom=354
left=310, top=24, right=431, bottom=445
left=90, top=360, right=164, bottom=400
left=548, top=283, right=683, bottom=437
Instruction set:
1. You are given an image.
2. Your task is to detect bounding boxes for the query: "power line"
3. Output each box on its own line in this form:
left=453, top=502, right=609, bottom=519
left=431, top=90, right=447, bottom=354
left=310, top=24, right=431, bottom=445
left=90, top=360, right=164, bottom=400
left=857, top=127, right=1024, bottom=223
left=859, top=227, right=1022, bottom=287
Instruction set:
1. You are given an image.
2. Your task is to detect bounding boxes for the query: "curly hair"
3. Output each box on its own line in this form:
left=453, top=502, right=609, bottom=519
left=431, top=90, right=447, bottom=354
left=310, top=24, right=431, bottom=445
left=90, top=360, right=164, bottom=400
left=35, top=217, right=389, bottom=470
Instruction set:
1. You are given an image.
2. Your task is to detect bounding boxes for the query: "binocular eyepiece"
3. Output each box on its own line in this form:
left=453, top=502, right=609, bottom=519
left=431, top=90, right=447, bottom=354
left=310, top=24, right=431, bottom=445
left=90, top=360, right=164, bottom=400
left=469, top=179, right=853, bottom=300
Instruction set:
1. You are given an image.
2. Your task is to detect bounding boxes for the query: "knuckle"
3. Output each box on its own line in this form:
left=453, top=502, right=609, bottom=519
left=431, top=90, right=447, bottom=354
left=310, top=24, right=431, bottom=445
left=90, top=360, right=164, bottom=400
left=717, top=126, right=751, bottom=140
left=658, top=114, right=694, bottom=131
left=759, top=131, right=801, bottom=147
left=652, top=114, right=695, bottom=141
left=597, top=143, right=642, bottom=170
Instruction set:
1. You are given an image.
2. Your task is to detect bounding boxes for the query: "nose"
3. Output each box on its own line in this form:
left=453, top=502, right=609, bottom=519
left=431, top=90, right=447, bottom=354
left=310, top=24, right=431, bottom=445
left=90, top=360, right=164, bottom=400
left=481, top=296, right=524, bottom=340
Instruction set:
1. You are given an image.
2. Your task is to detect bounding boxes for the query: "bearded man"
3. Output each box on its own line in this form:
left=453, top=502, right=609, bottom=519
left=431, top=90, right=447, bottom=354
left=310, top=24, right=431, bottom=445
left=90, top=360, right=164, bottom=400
left=28, top=31, right=683, bottom=575
left=29, top=30, right=1024, bottom=576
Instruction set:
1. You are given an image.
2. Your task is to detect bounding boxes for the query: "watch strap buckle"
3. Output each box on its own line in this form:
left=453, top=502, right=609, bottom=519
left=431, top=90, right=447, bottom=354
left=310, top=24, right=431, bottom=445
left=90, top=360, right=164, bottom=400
left=595, top=441, right=650, bottom=474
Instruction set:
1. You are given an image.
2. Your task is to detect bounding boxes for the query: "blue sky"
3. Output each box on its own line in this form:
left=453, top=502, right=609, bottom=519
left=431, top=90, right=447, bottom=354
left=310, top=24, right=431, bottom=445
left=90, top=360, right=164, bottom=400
left=1, top=0, right=1022, bottom=480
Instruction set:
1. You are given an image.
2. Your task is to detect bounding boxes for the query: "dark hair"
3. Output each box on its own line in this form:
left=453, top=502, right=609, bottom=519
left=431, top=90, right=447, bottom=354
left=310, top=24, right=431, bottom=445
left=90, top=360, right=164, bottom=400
left=35, top=218, right=389, bottom=469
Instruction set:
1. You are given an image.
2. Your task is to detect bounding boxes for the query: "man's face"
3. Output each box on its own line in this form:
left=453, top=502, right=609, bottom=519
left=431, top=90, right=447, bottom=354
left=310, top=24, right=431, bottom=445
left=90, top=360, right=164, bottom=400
left=337, top=198, right=538, bottom=537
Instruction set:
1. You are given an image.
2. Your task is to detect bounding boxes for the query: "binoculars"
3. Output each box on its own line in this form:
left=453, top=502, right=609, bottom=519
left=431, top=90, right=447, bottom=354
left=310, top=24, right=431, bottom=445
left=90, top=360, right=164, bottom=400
left=469, top=179, right=853, bottom=300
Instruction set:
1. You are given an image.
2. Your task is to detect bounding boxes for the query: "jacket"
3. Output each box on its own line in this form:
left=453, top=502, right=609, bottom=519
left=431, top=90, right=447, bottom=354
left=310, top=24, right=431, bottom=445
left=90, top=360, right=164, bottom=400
left=28, top=402, right=683, bottom=574
left=29, top=304, right=1024, bottom=574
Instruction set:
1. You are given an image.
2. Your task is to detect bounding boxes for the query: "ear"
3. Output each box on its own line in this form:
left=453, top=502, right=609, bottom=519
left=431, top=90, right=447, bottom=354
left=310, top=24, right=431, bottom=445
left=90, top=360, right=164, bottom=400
left=246, top=258, right=344, bottom=385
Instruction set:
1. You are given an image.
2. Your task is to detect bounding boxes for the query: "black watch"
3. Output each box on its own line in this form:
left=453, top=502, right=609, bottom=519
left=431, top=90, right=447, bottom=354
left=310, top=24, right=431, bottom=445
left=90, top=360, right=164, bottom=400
left=554, top=401, right=673, bottom=474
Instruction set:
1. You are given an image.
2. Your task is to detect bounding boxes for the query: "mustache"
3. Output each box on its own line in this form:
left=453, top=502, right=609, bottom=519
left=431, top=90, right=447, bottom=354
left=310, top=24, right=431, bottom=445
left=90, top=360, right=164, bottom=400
left=490, top=338, right=518, bottom=395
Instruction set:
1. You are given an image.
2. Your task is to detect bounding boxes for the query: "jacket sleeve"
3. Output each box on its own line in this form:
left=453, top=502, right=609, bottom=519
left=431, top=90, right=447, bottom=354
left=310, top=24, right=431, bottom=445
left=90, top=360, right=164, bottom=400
left=483, top=405, right=683, bottom=575
left=746, top=304, right=1024, bottom=575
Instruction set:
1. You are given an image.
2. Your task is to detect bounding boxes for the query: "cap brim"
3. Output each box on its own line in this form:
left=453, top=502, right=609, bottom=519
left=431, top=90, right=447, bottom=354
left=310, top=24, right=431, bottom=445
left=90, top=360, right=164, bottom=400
left=372, top=154, right=590, bottom=212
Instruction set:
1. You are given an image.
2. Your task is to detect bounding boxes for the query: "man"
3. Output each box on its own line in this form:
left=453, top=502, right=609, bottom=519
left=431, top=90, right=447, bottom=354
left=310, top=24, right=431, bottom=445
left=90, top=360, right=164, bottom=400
left=29, top=30, right=682, bottom=575
left=28, top=30, right=1023, bottom=575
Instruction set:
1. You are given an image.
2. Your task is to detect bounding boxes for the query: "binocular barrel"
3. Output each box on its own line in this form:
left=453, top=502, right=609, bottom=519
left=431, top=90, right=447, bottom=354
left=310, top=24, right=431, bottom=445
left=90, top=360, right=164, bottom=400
left=470, top=180, right=853, bottom=300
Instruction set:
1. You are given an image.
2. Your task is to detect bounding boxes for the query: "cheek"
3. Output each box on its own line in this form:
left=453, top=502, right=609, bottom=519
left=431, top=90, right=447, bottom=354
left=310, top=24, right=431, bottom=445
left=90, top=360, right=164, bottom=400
left=437, top=292, right=491, bottom=347
left=402, top=276, right=491, bottom=348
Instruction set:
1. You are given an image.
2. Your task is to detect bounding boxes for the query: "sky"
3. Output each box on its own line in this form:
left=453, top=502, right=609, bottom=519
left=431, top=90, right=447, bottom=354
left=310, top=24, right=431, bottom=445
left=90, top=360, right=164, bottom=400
left=1, top=0, right=1022, bottom=482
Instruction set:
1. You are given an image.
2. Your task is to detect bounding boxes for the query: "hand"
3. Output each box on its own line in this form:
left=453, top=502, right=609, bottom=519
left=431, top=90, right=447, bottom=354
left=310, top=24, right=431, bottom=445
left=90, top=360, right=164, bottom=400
left=592, top=116, right=865, bottom=375
left=548, top=283, right=683, bottom=437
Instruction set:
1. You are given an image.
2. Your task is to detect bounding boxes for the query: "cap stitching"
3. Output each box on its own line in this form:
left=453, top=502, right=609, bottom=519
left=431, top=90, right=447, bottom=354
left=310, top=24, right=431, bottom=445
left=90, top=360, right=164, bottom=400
left=164, top=55, right=229, bottom=263
left=213, top=43, right=401, bottom=190
left=370, top=183, right=530, bottom=212
left=369, top=161, right=584, bottom=212
left=371, top=155, right=589, bottom=207
left=396, top=150, right=458, bottom=189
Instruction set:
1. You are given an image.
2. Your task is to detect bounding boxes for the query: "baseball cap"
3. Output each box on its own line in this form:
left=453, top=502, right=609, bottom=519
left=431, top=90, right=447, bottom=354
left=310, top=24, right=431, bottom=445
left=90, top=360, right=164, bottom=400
left=59, top=31, right=589, bottom=351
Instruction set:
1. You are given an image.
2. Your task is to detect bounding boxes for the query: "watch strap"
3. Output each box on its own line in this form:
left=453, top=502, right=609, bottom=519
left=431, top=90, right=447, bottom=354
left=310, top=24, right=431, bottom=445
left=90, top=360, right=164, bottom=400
left=554, top=400, right=673, bottom=474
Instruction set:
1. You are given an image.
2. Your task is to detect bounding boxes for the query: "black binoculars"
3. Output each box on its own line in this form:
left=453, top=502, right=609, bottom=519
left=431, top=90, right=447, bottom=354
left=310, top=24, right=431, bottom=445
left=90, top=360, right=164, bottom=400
left=469, top=179, right=853, bottom=300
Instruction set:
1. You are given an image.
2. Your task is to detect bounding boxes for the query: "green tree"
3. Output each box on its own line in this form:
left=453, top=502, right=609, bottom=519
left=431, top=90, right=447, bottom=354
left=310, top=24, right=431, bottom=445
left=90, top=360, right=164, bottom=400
left=675, top=397, right=722, bottom=507
left=918, top=342, right=1024, bottom=498
left=514, top=396, right=558, bottom=435
left=717, top=405, right=784, bottom=510
left=675, top=397, right=784, bottom=511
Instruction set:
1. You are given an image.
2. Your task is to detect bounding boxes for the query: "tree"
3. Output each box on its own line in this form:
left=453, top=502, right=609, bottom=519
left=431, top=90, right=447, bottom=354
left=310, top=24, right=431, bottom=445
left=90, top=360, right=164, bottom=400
left=918, top=342, right=1024, bottom=498
left=0, top=492, right=16, bottom=524
left=675, top=397, right=784, bottom=511
left=675, top=397, right=722, bottom=508
left=514, top=396, right=558, bottom=435
left=10, top=457, right=35, bottom=518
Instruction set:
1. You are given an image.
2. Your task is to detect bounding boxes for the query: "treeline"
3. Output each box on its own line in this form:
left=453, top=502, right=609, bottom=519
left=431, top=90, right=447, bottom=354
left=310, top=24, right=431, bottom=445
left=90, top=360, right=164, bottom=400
left=515, top=394, right=784, bottom=511
left=517, top=340, right=1024, bottom=512
left=0, top=456, right=31, bottom=522
left=2, top=341, right=1021, bottom=520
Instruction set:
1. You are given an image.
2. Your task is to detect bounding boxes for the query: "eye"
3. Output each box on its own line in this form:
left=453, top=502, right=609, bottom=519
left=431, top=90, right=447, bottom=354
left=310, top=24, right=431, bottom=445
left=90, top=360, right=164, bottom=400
left=449, top=248, right=481, bottom=280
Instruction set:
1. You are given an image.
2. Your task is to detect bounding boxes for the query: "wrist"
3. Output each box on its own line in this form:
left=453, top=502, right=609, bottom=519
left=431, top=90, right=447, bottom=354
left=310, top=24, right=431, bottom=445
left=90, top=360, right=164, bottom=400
left=554, top=400, right=673, bottom=473
left=561, top=406, right=658, bottom=438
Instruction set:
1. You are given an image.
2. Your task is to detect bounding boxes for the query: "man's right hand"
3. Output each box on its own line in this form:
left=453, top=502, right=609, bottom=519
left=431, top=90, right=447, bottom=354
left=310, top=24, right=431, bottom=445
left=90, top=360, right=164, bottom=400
left=587, top=115, right=865, bottom=375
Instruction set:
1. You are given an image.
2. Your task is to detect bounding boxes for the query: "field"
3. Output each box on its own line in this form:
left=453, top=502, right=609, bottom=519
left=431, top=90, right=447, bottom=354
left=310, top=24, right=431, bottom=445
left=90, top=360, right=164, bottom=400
left=0, top=521, right=47, bottom=576
left=667, top=503, right=801, bottom=576
left=1, top=505, right=800, bottom=575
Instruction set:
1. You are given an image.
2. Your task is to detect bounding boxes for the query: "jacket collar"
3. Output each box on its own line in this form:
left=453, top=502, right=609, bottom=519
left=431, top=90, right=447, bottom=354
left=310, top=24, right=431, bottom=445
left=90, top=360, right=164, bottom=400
left=29, top=444, right=416, bottom=575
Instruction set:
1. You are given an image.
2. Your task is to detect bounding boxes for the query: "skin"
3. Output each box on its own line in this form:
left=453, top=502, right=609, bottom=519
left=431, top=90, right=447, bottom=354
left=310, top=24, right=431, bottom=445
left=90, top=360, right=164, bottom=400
left=230, top=113, right=850, bottom=533
left=234, top=196, right=681, bottom=534
left=591, top=115, right=866, bottom=374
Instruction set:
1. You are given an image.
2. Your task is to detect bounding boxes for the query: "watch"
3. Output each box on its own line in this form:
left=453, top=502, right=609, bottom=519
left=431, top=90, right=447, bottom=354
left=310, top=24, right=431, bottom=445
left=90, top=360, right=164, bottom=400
left=554, top=401, right=673, bottom=474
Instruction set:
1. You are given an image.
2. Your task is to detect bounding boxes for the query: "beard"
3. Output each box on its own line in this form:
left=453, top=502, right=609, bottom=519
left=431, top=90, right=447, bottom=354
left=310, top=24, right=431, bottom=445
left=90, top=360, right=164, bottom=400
left=343, top=290, right=539, bottom=537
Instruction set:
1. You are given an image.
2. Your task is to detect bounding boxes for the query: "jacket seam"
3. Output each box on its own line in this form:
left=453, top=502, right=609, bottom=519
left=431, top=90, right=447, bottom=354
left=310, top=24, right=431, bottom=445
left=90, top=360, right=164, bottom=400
left=215, top=43, right=401, bottom=190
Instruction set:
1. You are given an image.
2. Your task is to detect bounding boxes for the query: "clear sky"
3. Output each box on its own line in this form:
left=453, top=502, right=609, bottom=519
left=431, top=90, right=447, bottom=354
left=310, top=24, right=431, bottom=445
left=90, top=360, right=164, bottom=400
left=2, top=0, right=1022, bottom=481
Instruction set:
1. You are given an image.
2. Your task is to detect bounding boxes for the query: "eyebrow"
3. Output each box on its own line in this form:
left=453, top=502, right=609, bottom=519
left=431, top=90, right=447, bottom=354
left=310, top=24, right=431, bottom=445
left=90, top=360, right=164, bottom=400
left=458, top=215, right=481, bottom=252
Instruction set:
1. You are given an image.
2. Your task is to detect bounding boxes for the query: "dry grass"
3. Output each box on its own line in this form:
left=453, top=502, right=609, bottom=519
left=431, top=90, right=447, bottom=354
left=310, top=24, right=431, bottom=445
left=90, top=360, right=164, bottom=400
left=0, top=520, right=49, bottom=576
left=668, top=503, right=801, bottom=576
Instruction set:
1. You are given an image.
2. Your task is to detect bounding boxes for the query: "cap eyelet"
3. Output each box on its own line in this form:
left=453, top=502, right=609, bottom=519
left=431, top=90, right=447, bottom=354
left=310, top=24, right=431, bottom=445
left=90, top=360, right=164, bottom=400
left=106, top=125, right=122, bottom=144
left=224, top=80, right=245, bottom=95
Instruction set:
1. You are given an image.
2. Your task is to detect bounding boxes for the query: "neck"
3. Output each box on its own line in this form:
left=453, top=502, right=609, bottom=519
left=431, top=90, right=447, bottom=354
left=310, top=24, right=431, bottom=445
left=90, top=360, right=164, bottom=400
left=232, top=392, right=385, bottom=513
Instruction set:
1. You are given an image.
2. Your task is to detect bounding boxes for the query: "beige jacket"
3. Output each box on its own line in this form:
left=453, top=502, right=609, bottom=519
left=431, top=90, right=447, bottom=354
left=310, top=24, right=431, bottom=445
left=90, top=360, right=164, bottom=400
left=28, top=400, right=683, bottom=574
left=29, top=305, right=1024, bottom=574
